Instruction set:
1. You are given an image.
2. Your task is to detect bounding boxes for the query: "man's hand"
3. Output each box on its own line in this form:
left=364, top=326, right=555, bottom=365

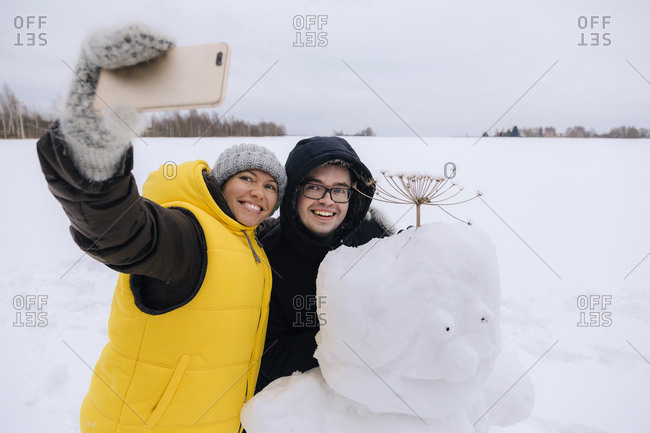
left=60, top=23, right=174, bottom=181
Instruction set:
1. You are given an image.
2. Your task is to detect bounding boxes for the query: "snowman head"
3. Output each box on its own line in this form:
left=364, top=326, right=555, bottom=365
left=314, top=223, right=501, bottom=419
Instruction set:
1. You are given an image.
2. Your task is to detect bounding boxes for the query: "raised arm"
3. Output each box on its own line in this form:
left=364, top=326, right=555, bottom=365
left=37, top=25, right=204, bottom=312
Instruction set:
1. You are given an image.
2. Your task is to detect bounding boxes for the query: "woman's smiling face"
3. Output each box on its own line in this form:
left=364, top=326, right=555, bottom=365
left=222, top=169, right=278, bottom=227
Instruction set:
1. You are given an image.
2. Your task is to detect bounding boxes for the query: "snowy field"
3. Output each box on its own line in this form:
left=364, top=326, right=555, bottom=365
left=1, top=135, right=649, bottom=432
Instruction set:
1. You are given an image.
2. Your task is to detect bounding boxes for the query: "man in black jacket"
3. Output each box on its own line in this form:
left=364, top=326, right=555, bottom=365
left=255, top=136, right=393, bottom=393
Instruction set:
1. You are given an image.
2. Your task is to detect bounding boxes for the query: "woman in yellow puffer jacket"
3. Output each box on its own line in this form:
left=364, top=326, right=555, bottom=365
left=36, top=23, right=286, bottom=433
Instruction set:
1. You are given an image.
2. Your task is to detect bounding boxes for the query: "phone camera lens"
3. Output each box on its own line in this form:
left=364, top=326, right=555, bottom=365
left=216, top=52, right=223, bottom=66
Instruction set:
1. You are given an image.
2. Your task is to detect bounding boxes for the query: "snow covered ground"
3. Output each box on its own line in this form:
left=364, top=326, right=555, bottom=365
left=1, top=135, right=649, bottom=432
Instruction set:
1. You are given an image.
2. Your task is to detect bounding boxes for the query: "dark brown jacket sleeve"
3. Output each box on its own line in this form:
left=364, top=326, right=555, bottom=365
left=36, top=122, right=204, bottom=314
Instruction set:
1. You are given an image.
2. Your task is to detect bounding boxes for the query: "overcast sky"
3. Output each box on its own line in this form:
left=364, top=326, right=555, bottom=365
left=3, top=0, right=649, bottom=136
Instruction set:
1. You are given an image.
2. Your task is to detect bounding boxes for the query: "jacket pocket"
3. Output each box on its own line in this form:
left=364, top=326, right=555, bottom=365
left=146, top=354, right=191, bottom=427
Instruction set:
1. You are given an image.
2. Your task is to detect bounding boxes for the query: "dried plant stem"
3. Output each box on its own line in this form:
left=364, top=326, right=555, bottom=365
left=355, top=171, right=481, bottom=227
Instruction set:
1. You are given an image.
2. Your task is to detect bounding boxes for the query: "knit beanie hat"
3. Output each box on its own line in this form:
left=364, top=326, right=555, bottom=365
left=211, top=143, right=287, bottom=213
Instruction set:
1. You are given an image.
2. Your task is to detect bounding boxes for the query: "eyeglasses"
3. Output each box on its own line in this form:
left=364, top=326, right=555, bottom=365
left=300, top=183, right=353, bottom=203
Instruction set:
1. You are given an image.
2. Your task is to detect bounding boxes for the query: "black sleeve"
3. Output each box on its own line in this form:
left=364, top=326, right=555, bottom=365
left=255, top=292, right=319, bottom=393
left=36, top=123, right=204, bottom=310
left=343, top=206, right=395, bottom=247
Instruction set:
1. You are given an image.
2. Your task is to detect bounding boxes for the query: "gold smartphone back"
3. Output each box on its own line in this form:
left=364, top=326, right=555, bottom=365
left=93, top=42, right=230, bottom=112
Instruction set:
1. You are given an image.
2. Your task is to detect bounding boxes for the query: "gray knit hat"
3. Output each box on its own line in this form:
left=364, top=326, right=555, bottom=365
left=211, top=143, right=287, bottom=212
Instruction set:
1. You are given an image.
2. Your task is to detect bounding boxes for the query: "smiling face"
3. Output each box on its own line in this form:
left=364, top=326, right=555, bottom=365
left=297, top=164, right=351, bottom=239
left=222, top=169, right=278, bottom=227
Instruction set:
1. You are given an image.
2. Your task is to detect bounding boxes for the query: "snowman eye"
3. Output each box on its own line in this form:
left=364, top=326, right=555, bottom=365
left=445, top=326, right=451, bottom=332
left=481, top=317, right=488, bottom=323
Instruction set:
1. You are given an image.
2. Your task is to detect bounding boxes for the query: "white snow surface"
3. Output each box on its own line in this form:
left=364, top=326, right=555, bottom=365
left=242, top=223, right=535, bottom=432
left=1, top=136, right=649, bottom=432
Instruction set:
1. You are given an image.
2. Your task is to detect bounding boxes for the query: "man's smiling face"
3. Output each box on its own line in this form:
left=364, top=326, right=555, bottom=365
left=296, top=164, right=351, bottom=238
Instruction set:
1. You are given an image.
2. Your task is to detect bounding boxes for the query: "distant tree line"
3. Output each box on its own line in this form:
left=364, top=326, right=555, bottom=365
left=332, top=127, right=376, bottom=137
left=484, top=125, right=650, bottom=138
left=0, top=83, right=51, bottom=139
left=143, top=110, right=286, bottom=137
left=3, top=83, right=649, bottom=140
left=0, top=83, right=286, bottom=139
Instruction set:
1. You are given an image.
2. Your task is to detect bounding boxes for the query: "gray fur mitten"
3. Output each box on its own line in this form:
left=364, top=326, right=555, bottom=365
left=59, top=23, right=174, bottom=181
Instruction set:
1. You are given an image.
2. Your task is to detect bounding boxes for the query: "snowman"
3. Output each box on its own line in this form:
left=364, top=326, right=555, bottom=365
left=242, top=223, right=534, bottom=432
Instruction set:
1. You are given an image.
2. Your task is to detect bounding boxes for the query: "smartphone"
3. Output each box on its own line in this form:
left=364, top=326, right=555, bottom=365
left=93, top=42, right=230, bottom=112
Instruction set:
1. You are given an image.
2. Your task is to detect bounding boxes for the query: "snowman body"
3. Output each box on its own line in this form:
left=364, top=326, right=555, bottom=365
left=242, top=224, right=533, bottom=433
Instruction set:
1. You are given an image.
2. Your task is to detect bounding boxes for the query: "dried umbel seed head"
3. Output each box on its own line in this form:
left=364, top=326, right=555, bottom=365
left=355, top=172, right=480, bottom=227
